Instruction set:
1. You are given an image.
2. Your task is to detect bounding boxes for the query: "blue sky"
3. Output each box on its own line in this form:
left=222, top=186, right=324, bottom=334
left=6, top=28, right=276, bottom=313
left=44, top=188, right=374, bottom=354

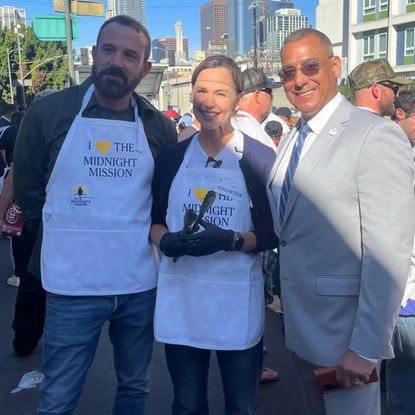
left=5, top=0, right=318, bottom=54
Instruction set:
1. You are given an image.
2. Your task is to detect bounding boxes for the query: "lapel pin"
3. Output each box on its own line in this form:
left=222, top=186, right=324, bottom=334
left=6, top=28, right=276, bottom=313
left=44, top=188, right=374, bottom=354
left=329, top=128, right=337, bottom=136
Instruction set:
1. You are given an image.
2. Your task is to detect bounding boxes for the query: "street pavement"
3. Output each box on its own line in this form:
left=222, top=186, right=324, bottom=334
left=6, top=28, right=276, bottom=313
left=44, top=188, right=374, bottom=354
left=0, top=235, right=388, bottom=414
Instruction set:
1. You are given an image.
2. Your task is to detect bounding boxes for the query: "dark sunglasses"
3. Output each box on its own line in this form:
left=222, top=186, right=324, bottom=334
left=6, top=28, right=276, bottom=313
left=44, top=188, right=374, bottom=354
left=378, top=82, right=399, bottom=96
left=258, top=87, right=273, bottom=97
left=278, top=55, right=333, bottom=83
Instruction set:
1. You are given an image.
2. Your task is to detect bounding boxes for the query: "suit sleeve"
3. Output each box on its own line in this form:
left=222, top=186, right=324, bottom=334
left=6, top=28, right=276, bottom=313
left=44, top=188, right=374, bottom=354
left=349, top=120, right=415, bottom=359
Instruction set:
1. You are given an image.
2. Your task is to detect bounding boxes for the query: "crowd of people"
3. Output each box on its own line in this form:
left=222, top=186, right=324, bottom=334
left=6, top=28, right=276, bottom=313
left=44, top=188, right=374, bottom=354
left=1, top=14, right=415, bottom=415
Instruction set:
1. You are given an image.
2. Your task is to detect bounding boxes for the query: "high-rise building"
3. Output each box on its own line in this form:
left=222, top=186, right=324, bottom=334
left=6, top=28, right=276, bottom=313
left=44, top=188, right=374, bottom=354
left=316, top=0, right=415, bottom=81
left=175, top=21, right=187, bottom=64
left=227, top=0, right=254, bottom=57
left=106, top=0, right=146, bottom=25
left=254, top=1, right=295, bottom=52
left=151, top=38, right=189, bottom=65
left=226, top=0, right=294, bottom=58
left=200, top=0, right=227, bottom=53
left=269, top=0, right=293, bottom=13
left=0, top=6, right=26, bottom=29
left=266, top=8, right=308, bottom=59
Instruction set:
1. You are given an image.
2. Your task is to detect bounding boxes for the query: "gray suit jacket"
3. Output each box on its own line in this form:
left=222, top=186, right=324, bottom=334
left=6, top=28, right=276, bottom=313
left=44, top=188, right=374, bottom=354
left=267, top=96, right=415, bottom=366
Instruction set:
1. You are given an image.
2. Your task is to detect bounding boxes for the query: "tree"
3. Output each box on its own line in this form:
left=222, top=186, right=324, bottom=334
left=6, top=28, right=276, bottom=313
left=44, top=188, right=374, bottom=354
left=339, top=78, right=354, bottom=104
left=0, top=26, right=68, bottom=105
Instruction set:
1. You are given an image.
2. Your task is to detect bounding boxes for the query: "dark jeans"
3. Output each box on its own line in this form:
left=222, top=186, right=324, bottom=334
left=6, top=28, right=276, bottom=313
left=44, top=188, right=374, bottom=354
left=164, top=340, right=263, bottom=415
left=39, top=289, right=156, bottom=415
left=11, top=226, right=45, bottom=354
left=386, top=316, right=415, bottom=414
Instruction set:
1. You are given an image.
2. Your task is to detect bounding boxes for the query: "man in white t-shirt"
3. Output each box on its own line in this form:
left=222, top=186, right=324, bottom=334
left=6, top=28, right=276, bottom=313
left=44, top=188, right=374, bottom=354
left=232, top=67, right=280, bottom=149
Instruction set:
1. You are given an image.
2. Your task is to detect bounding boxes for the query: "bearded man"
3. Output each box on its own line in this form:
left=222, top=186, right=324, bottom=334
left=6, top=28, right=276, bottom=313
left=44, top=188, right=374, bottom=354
left=13, top=15, right=176, bottom=415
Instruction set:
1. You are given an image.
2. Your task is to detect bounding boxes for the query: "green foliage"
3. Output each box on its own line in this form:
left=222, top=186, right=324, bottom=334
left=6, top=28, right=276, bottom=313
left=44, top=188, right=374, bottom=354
left=339, top=81, right=354, bottom=104
left=0, top=26, right=68, bottom=104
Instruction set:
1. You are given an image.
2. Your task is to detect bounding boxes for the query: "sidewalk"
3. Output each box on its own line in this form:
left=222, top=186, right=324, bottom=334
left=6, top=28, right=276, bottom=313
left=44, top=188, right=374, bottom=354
left=0, top=235, right=386, bottom=414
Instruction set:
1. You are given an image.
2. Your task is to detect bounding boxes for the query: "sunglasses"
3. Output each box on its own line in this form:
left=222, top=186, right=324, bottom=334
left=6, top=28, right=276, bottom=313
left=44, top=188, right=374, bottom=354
left=278, top=55, right=333, bottom=83
left=378, top=82, right=399, bottom=96
left=258, top=87, right=273, bottom=97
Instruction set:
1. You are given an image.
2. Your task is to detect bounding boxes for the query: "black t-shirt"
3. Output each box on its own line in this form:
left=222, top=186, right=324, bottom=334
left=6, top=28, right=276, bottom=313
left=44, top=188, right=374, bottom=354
left=0, top=123, right=19, bottom=165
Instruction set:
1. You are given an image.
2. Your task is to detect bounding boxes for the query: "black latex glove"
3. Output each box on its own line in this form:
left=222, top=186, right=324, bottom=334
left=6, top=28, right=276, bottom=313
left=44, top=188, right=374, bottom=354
left=180, top=220, right=235, bottom=257
left=159, top=231, right=194, bottom=258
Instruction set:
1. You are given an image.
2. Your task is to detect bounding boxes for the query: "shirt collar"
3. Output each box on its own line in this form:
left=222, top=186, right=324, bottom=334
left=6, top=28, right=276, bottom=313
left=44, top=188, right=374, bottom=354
left=303, top=92, right=343, bottom=135
left=355, top=106, right=380, bottom=116
left=235, top=110, right=260, bottom=125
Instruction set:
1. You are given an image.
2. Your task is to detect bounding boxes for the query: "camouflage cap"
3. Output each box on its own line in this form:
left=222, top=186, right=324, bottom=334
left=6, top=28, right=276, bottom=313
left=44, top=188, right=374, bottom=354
left=399, top=82, right=415, bottom=93
left=348, top=58, right=411, bottom=91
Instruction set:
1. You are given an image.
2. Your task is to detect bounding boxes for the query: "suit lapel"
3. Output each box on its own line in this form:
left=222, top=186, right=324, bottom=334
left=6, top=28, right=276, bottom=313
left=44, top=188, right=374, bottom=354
left=282, top=98, right=352, bottom=228
left=267, top=121, right=300, bottom=188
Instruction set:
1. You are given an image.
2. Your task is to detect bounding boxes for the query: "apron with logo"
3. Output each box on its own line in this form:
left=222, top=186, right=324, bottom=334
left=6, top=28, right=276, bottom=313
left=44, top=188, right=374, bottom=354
left=154, top=135, right=264, bottom=350
left=41, top=84, right=158, bottom=295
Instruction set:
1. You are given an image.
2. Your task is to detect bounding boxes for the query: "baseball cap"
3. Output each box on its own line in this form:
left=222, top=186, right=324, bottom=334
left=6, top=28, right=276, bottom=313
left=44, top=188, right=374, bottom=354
left=348, top=58, right=411, bottom=91
left=242, top=67, right=280, bottom=94
left=264, top=120, right=283, bottom=138
left=274, top=107, right=292, bottom=118
left=164, top=109, right=180, bottom=120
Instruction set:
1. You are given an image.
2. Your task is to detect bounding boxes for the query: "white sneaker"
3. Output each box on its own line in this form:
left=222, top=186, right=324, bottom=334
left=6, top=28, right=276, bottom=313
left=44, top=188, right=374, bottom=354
left=6, top=275, right=20, bottom=287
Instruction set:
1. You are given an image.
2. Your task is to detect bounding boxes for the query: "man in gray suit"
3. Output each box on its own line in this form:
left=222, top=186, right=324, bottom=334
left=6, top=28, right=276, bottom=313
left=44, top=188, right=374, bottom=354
left=267, top=28, right=415, bottom=414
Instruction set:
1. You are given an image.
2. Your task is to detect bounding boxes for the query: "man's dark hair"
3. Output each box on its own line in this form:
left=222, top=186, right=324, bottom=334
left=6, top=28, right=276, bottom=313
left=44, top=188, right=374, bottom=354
left=191, top=55, right=244, bottom=95
left=282, top=28, right=333, bottom=56
left=394, top=91, right=415, bottom=115
left=96, top=15, right=151, bottom=61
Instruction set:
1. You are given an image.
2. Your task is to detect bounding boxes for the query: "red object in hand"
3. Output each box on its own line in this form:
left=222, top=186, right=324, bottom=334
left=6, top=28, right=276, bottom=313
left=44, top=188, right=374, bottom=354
left=313, top=366, right=378, bottom=394
left=2, top=202, right=24, bottom=237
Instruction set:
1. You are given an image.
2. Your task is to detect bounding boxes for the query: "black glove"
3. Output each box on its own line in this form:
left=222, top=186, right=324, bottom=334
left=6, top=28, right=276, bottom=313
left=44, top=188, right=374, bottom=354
left=180, top=220, right=235, bottom=257
left=159, top=231, right=193, bottom=258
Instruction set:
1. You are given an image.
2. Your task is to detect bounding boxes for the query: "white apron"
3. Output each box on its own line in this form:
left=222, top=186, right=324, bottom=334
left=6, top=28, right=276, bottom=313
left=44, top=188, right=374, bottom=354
left=41, top=84, right=158, bottom=295
left=154, top=134, right=264, bottom=350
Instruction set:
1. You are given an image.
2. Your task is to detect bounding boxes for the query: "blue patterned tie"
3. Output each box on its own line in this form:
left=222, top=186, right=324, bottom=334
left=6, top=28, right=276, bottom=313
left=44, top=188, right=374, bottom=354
left=279, top=123, right=311, bottom=224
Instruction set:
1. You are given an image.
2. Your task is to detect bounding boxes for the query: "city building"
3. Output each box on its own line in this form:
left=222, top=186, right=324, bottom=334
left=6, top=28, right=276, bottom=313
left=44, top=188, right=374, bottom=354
left=79, top=47, right=94, bottom=66
left=175, top=20, right=187, bottom=64
left=151, top=37, right=189, bottom=65
left=106, top=0, right=146, bottom=24
left=316, top=0, right=349, bottom=79
left=200, top=0, right=228, bottom=54
left=0, top=6, right=26, bottom=29
left=227, top=0, right=298, bottom=59
left=266, top=7, right=309, bottom=59
left=258, top=0, right=294, bottom=49
left=316, top=0, right=415, bottom=81
left=227, top=0, right=253, bottom=57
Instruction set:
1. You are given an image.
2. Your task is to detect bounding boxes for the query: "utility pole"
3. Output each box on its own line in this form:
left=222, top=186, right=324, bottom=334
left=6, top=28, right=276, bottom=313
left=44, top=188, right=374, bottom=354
left=250, top=1, right=258, bottom=67
left=387, top=0, right=392, bottom=64
left=64, top=0, right=75, bottom=85
left=14, top=25, right=26, bottom=107
left=6, top=48, right=14, bottom=104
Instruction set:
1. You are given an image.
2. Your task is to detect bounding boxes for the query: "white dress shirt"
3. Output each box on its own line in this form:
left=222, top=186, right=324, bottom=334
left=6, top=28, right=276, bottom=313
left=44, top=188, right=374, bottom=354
left=231, top=111, right=276, bottom=150
left=271, top=93, right=343, bottom=215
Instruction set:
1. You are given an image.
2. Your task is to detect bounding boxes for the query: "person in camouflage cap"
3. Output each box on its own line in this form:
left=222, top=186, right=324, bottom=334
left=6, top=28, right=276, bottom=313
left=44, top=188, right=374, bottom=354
left=348, top=58, right=411, bottom=117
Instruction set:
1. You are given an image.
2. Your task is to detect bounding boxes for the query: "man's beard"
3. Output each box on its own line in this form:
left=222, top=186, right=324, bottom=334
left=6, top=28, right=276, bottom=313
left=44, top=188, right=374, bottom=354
left=380, top=98, right=395, bottom=118
left=91, top=65, right=142, bottom=100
